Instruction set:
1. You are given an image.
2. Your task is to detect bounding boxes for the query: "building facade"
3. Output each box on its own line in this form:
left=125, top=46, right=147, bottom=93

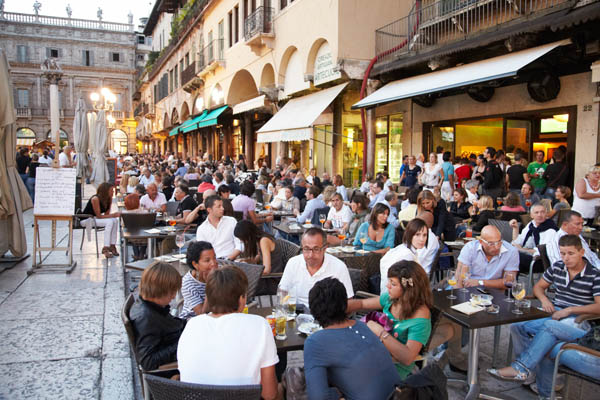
left=0, top=9, right=139, bottom=153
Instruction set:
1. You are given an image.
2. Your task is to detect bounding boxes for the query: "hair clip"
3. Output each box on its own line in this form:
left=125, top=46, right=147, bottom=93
left=401, top=277, right=414, bottom=288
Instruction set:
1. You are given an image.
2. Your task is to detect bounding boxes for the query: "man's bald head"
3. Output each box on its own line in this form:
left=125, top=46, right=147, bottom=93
left=480, top=225, right=502, bottom=257
left=146, top=183, right=158, bottom=199
left=480, top=225, right=501, bottom=241
left=416, top=212, right=434, bottom=229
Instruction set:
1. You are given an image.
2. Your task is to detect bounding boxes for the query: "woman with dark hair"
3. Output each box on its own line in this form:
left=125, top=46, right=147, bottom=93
left=233, top=220, right=284, bottom=294
left=130, top=262, right=185, bottom=371
left=304, top=278, right=400, bottom=399
left=380, top=218, right=431, bottom=293
left=81, top=182, right=120, bottom=258
left=347, top=261, right=433, bottom=379
left=352, top=203, right=395, bottom=254
left=417, top=190, right=456, bottom=241
left=177, top=267, right=278, bottom=400
left=448, top=187, right=472, bottom=221
left=180, top=241, right=218, bottom=319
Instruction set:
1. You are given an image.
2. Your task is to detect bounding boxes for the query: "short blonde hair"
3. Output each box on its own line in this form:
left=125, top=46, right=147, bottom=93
left=478, top=195, right=494, bottom=211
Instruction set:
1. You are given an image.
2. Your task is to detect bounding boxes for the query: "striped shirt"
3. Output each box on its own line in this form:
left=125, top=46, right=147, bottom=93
left=180, top=271, right=206, bottom=320
left=542, top=259, right=600, bottom=308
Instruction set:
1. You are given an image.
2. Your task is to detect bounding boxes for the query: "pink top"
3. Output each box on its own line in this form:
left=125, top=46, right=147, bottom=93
left=501, top=205, right=526, bottom=213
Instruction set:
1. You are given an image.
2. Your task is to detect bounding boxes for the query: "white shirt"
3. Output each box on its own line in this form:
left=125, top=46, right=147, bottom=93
left=512, top=220, right=556, bottom=256
left=178, top=313, right=278, bottom=385
left=546, top=228, right=600, bottom=268
left=380, top=244, right=419, bottom=294
left=327, top=205, right=353, bottom=227
left=139, top=174, right=155, bottom=187
left=416, top=229, right=440, bottom=276
left=195, top=216, right=243, bottom=258
left=139, top=192, right=167, bottom=210
left=38, top=155, right=52, bottom=165
left=58, top=152, right=71, bottom=167
left=279, top=254, right=354, bottom=306
left=467, top=190, right=478, bottom=204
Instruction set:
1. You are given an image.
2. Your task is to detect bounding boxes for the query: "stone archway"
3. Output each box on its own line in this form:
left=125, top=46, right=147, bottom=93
left=226, top=69, right=259, bottom=105
left=110, top=129, right=128, bottom=154
left=260, top=63, right=276, bottom=89
left=171, top=108, right=179, bottom=126
left=209, top=83, right=224, bottom=108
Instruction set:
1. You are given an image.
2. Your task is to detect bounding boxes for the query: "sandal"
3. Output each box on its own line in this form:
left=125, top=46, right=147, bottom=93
left=109, top=245, right=120, bottom=257
left=487, top=367, right=530, bottom=382
left=102, top=247, right=113, bottom=259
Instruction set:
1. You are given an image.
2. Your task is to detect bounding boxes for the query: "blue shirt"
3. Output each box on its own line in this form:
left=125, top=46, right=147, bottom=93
left=174, top=166, right=188, bottom=177
left=442, top=161, right=454, bottom=182
left=352, top=222, right=395, bottom=251
left=368, top=190, right=387, bottom=208
left=297, top=198, right=327, bottom=224
left=457, top=240, right=519, bottom=280
left=304, top=321, right=400, bottom=400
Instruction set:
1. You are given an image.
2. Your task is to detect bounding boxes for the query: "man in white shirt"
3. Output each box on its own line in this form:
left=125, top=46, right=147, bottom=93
left=59, top=146, right=74, bottom=167
left=279, top=228, right=354, bottom=307
left=139, top=168, right=155, bottom=187
left=195, top=195, right=242, bottom=260
left=546, top=210, right=600, bottom=268
left=325, top=193, right=353, bottom=231
left=139, top=183, right=167, bottom=212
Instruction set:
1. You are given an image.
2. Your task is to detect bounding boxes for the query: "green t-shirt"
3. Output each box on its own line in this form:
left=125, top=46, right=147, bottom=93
left=379, top=292, right=432, bottom=379
left=527, top=161, right=548, bottom=189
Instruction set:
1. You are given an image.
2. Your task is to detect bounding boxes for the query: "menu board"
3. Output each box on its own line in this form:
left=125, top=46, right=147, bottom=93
left=33, top=167, right=77, bottom=216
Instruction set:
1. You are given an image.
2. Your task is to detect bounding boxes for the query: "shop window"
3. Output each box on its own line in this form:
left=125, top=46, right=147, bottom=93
left=455, top=118, right=502, bottom=159
left=540, top=115, right=568, bottom=133
left=431, top=125, right=454, bottom=159
left=342, top=125, right=363, bottom=187
left=232, top=126, right=242, bottom=158
left=506, top=119, right=531, bottom=160
left=313, top=125, right=333, bottom=177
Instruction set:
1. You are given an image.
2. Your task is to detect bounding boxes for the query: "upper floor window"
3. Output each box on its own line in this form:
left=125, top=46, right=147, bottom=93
left=16, top=45, right=29, bottom=63
left=46, top=48, right=60, bottom=58
left=111, top=52, right=121, bottom=62
left=137, top=35, right=145, bottom=44
left=16, top=89, right=29, bottom=108
left=82, top=50, right=93, bottom=66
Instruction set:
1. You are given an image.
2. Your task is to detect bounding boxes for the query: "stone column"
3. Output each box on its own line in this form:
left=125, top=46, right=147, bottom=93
left=365, top=108, right=376, bottom=177
left=244, top=113, right=254, bottom=167
left=332, top=96, right=343, bottom=176
left=68, top=77, right=74, bottom=109
left=182, top=133, right=188, bottom=159
left=42, top=63, right=64, bottom=157
left=36, top=76, right=42, bottom=107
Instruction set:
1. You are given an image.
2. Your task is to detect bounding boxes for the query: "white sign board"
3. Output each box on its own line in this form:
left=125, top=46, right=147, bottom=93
left=314, top=42, right=341, bottom=86
left=34, top=167, right=77, bottom=216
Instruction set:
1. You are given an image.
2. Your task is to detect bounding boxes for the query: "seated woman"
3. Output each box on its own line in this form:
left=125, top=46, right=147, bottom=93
left=81, top=182, right=120, bottom=259
left=548, top=185, right=571, bottom=224
left=234, top=220, right=284, bottom=295
left=448, top=187, right=473, bottom=222
left=304, top=278, right=400, bottom=399
left=417, top=190, right=456, bottom=241
left=347, top=261, right=432, bottom=379
left=183, top=166, right=200, bottom=182
left=122, top=193, right=147, bottom=261
left=177, top=267, right=279, bottom=400
left=471, top=195, right=496, bottom=233
left=130, top=262, right=185, bottom=371
left=501, top=191, right=526, bottom=213
left=180, top=241, right=218, bottom=319
left=127, top=175, right=139, bottom=194
left=352, top=203, right=395, bottom=254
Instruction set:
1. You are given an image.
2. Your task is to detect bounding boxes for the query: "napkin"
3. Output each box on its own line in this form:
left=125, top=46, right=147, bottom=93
left=144, top=228, right=161, bottom=234
left=451, top=302, right=484, bottom=315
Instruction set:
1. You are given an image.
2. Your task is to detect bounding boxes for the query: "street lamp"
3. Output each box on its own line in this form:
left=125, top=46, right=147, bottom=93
left=90, top=87, right=116, bottom=111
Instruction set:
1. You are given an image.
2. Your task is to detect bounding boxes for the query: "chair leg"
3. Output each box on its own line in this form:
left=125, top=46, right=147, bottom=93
left=80, top=230, right=85, bottom=250
left=94, top=229, right=99, bottom=258
left=506, top=335, right=513, bottom=364
left=492, top=325, right=501, bottom=368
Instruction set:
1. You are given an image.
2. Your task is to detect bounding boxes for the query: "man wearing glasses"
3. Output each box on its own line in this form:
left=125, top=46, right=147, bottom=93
left=279, top=227, right=354, bottom=308
left=456, top=225, right=519, bottom=289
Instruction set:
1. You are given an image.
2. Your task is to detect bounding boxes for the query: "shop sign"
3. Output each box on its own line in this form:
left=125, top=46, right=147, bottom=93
left=314, top=42, right=341, bottom=86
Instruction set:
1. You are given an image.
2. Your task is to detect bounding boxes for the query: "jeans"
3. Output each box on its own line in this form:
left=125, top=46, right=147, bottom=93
left=510, top=317, right=588, bottom=397
left=19, top=173, right=28, bottom=185
left=25, top=177, right=35, bottom=202
left=534, top=186, right=546, bottom=196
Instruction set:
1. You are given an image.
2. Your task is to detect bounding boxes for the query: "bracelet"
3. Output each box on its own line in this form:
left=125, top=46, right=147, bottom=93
left=379, top=331, right=390, bottom=342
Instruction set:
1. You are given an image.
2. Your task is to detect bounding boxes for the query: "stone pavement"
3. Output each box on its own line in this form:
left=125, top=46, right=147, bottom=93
left=0, top=187, right=595, bottom=399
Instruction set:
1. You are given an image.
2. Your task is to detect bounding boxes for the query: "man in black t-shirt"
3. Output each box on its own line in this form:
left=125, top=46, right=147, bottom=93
left=482, top=147, right=504, bottom=202
left=173, top=184, right=198, bottom=225
left=506, top=153, right=528, bottom=193
left=542, top=147, right=569, bottom=199
left=16, top=148, right=31, bottom=184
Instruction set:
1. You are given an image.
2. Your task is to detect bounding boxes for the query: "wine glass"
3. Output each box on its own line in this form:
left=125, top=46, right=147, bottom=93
left=337, top=228, right=347, bottom=246
left=512, top=282, right=526, bottom=314
left=447, top=269, right=458, bottom=300
left=496, top=197, right=503, bottom=208
left=503, top=271, right=515, bottom=302
left=319, top=213, right=326, bottom=227
left=358, top=231, right=368, bottom=251
left=459, top=267, right=470, bottom=292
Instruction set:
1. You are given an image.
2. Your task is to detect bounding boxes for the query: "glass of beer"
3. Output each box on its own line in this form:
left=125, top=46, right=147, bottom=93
left=447, top=269, right=458, bottom=300
left=275, top=309, right=287, bottom=340
left=512, top=282, right=526, bottom=314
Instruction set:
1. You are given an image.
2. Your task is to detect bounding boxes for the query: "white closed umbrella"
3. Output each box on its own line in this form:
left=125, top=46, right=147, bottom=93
left=87, top=112, right=96, bottom=155
left=90, top=110, right=108, bottom=185
left=73, top=98, right=90, bottom=179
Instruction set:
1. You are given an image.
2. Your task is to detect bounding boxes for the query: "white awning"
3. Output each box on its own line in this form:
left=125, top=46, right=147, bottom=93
left=232, top=95, right=267, bottom=114
left=257, top=82, right=348, bottom=143
left=352, top=39, right=571, bottom=109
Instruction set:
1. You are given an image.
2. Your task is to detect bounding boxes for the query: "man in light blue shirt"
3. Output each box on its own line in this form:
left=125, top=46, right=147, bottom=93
left=174, top=161, right=188, bottom=177
left=368, top=180, right=387, bottom=208
left=456, top=225, right=519, bottom=288
left=297, top=186, right=326, bottom=224
left=377, top=191, right=400, bottom=228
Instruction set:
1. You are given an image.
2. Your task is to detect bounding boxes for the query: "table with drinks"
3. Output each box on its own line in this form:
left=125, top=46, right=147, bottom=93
left=121, top=214, right=188, bottom=261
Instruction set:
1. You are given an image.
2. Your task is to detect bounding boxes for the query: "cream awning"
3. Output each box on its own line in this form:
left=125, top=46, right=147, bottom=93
left=232, top=95, right=267, bottom=114
left=257, top=82, right=348, bottom=143
left=352, top=39, right=570, bottom=109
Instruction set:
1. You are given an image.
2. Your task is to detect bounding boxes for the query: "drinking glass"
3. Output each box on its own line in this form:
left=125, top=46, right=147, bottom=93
left=496, top=197, right=503, bottom=207
left=275, top=308, right=287, bottom=340
left=459, top=266, right=470, bottom=293
left=512, top=282, right=526, bottom=314
left=358, top=231, right=368, bottom=251
left=465, top=226, right=473, bottom=238
left=447, top=269, right=458, bottom=300
left=337, top=229, right=347, bottom=246
left=319, top=214, right=326, bottom=227
left=503, top=271, right=515, bottom=303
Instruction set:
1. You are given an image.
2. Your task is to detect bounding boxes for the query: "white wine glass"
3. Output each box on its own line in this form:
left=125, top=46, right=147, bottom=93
left=459, top=266, right=470, bottom=293
left=447, top=269, right=458, bottom=300
left=512, top=282, right=526, bottom=314
left=319, top=213, right=326, bottom=227
left=358, top=231, right=368, bottom=251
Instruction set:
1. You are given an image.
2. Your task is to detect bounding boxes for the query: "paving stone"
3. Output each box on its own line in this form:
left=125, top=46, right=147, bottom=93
left=101, top=356, right=134, bottom=400
left=0, top=288, right=104, bottom=320
left=103, top=332, right=130, bottom=358
left=0, top=358, right=100, bottom=399
left=16, top=268, right=106, bottom=293
left=0, top=315, right=103, bottom=364
left=0, top=290, right=10, bottom=304
left=104, top=306, right=126, bottom=335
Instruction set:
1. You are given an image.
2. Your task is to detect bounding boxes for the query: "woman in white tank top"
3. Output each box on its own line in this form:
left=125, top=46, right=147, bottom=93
left=572, top=165, right=600, bottom=221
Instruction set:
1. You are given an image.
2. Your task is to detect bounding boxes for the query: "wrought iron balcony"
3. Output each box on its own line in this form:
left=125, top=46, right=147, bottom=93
left=375, top=0, right=574, bottom=65
left=244, top=6, right=275, bottom=51
left=197, top=39, right=225, bottom=77
left=181, top=61, right=203, bottom=93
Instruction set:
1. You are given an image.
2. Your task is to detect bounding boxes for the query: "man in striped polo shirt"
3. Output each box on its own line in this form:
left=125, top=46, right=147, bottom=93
left=488, top=235, right=600, bottom=399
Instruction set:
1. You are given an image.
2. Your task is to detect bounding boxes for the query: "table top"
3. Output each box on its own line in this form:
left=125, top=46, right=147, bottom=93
left=273, top=221, right=338, bottom=236
left=122, top=226, right=187, bottom=239
left=248, top=307, right=306, bottom=352
left=124, top=256, right=189, bottom=275
left=433, top=287, right=549, bottom=330
left=582, top=229, right=600, bottom=241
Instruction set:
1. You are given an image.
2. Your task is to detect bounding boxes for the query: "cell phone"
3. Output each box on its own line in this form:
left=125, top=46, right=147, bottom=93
left=476, top=287, right=490, bottom=294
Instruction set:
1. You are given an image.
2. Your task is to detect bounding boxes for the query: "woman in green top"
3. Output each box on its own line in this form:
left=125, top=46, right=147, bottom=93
left=347, top=260, right=432, bottom=378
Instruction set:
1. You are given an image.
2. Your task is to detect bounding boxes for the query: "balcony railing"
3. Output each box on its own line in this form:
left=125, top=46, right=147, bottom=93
left=244, top=7, right=274, bottom=41
left=181, top=61, right=196, bottom=86
left=112, top=111, right=125, bottom=120
left=1, top=11, right=134, bottom=32
left=375, top=0, right=574, bottom=64
left=198, top=39, right=225, bottom=72
left=16, top=108, right=31, bottom=118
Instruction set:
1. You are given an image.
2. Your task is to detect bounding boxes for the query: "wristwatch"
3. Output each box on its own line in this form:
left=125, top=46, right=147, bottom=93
left=478, top=280, right=484, bottom=287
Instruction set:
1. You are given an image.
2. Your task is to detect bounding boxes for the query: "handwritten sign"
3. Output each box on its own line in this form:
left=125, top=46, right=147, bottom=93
left=34, top=167, right=77, bottom=216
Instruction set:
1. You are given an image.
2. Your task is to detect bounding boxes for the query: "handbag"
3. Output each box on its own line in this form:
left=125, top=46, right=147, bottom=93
left=361, top=311, right=394, bottom=332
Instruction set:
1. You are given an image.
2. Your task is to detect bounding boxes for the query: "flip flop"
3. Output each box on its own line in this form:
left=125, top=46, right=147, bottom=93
left=487, top=368, right=529, bottom=382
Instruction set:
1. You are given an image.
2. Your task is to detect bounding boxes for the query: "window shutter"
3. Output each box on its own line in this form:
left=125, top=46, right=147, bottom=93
left=82, top=50, right=86, bottom=65
left=25, top=46, right=30, bottom=63
left=90, top=51, right=94, bottom=66
left=46, top=47, right=50, bottom=58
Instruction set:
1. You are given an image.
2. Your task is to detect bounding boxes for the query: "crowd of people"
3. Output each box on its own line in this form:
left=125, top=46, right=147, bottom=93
left=17, top=142, right=600, bottom=399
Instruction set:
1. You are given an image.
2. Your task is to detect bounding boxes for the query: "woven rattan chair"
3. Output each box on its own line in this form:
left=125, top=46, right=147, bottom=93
left=166, top=201, right=179, bottom=217
left=144, top=373, right=262, bottom=400
left=276, top=238, right=301, bottom=265
left=217, top=259, right=264, bottom=299
left=488, top=219, right=514, bottom=242
left=551, top=342, right=600, bottom=400
left=343, top=252, right=382, bottom=293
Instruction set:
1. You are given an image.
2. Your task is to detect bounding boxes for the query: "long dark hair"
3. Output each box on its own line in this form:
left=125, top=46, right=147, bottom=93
left=233, top=220, right=275, bottom=259
left=96, top=182, right=114, bottom=210
left=369, top=203, right=390, bottom=230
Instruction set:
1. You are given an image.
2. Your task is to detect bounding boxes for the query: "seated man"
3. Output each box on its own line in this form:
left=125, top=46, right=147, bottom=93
left=377, top=191, right=400, bottom=228
left=296, top=186, right=326, bottom=224
left=456, top=225, right=519, bottom=288
left=488, top=235, right=600, bottom=400
left=139, top=183, right=167, bottom=212
left=324, top=193, right=353, bottom=232
left=279, top=228, right=354, bottom=308
left=368, top=180, right=386, bottom=209
left=139, top=167, right=155, bottom=188
left=195, top=195, right=242, bottom=260
left=217, top=184, right=234, bottom=217
left=173, top=183, right=198, bottom=225
left=510, top=203, right=557, bottom=274
left=546, top=210, right=600, bottom=268
left=270, top=185, right=300, bottom=213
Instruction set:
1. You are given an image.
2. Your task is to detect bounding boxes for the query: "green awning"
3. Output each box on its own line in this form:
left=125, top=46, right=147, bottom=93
left=180, top=110, right=208, bottom=134
left=168, top=124, right=181, bottom=137
left=196, top=105, right=229, bottom=129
